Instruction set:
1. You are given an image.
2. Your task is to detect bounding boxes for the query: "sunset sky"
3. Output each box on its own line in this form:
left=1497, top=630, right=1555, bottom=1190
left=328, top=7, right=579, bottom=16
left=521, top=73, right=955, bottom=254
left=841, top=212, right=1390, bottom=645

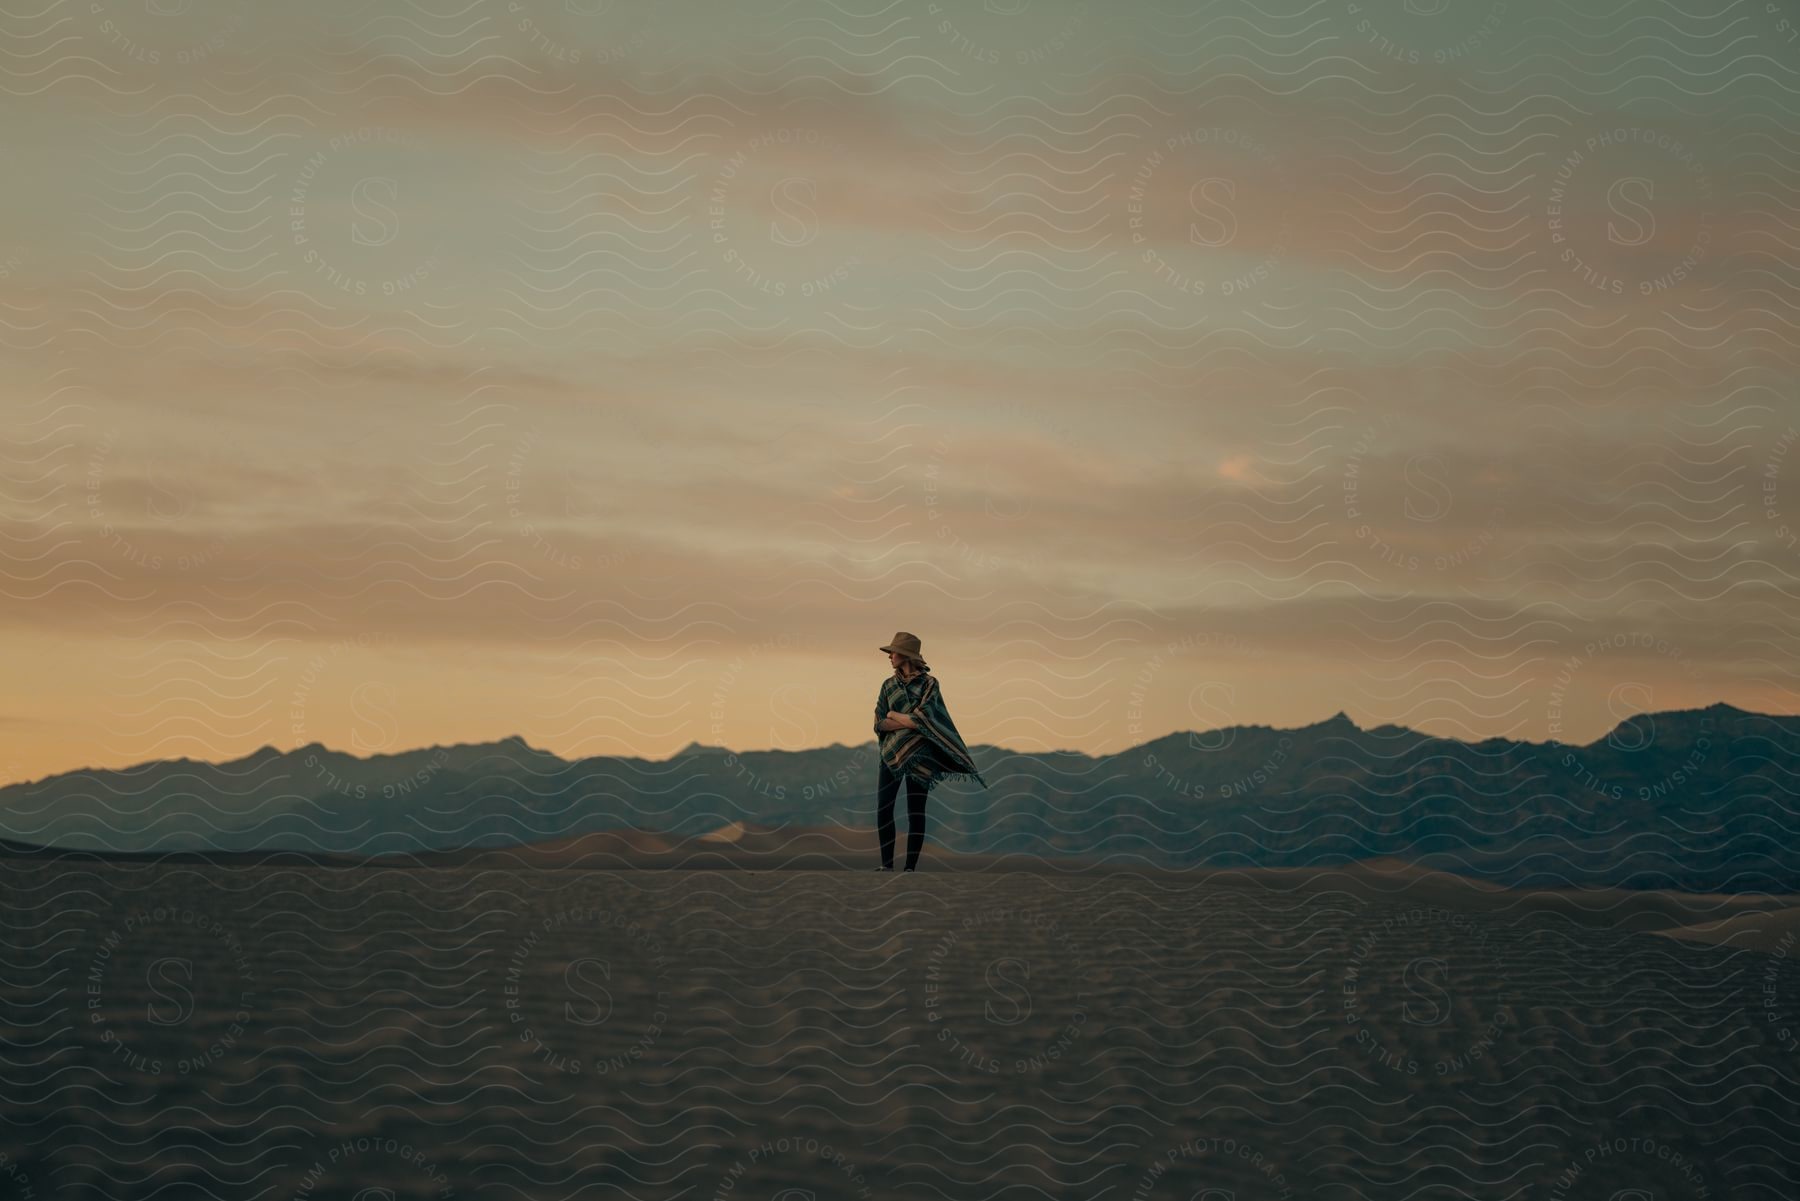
left=2, top=0, right=1797, bottom=784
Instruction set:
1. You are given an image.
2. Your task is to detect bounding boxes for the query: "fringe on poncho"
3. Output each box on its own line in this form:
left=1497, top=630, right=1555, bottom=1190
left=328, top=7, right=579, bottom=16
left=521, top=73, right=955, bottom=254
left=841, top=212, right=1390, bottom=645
left=874, top=670, right=989, bottom=791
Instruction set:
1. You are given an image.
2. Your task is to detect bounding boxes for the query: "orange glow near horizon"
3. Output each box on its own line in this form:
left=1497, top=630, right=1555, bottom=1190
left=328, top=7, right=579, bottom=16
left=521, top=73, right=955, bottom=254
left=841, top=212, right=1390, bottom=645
left=1, top=0, right=1794, bottom=787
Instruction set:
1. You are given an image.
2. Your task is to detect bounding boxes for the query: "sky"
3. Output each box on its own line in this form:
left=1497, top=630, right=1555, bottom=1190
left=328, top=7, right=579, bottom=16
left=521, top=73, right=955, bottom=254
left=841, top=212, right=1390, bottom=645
left=2, top=0, right=1798, bottom=784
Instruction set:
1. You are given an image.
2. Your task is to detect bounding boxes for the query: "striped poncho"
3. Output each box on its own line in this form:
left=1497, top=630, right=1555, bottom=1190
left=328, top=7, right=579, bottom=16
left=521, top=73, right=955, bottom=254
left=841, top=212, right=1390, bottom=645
left=873, top=669, right=989, bottom=791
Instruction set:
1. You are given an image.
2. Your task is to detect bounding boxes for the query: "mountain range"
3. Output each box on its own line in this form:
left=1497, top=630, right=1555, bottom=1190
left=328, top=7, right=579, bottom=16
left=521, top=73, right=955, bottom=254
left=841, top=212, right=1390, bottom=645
left=3, top=703, right=1796, bottom=891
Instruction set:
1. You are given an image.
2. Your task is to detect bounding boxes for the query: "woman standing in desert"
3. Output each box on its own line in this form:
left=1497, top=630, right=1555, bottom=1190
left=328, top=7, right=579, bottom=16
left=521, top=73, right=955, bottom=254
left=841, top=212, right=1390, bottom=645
left=871, top=631, right=989, bottom=872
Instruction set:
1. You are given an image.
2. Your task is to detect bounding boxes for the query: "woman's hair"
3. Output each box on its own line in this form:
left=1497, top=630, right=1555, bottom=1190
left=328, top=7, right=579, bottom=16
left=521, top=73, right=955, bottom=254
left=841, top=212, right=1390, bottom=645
left=896, top=654, right=930, bottom=676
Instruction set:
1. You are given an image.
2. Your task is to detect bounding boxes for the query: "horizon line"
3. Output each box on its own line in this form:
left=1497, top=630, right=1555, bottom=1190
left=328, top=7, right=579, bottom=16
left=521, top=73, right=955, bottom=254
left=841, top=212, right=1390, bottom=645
left=0, top=700, right=1776, bottom=791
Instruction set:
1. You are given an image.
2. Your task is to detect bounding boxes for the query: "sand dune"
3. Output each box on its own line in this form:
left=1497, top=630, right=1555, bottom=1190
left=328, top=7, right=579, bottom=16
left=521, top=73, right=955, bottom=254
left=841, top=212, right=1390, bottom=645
left=1235, top=859, right=1800, bottom=936
left=365, top=824, right=1097, bottom=873
left=4, top=853, right=1799, bottom=1200
left=1654, top=906, right=1800, bottom=953
left=14, top=823, right=1798, bottom=929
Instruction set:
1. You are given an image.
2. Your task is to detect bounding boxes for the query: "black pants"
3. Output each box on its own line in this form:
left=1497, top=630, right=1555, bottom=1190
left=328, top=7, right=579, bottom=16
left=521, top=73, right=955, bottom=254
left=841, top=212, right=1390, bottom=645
left=876, top=762, right=929, bottom=869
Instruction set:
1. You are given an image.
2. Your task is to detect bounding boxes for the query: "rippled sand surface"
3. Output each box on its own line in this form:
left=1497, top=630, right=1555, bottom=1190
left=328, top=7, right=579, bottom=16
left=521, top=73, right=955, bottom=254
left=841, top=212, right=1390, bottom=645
left=4, top=860, right=1798, bottom=1199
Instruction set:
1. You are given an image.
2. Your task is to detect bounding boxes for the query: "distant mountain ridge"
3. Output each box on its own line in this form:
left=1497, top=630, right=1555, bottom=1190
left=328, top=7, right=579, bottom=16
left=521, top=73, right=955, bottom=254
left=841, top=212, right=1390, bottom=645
left=3, top=703, right=1796, bottom=891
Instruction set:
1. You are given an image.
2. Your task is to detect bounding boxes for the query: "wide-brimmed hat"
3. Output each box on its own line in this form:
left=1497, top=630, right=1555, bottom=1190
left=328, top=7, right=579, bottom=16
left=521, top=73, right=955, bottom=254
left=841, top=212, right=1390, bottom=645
left=879, top=631, right=924, bottom=661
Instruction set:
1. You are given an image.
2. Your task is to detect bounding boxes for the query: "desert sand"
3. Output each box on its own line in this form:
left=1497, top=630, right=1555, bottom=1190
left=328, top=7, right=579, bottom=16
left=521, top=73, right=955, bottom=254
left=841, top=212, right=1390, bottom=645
left=3, top=841, right=1797, bottom=1199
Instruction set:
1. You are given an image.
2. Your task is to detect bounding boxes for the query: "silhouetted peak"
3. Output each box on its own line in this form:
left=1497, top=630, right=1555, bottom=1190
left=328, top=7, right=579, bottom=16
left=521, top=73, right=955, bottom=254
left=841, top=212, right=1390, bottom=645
left=220, top=745, right=286, bottom=768
left=1308, top=710, right=1359, bottom=733
left=1583, top=702, right=1766, bottom=750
